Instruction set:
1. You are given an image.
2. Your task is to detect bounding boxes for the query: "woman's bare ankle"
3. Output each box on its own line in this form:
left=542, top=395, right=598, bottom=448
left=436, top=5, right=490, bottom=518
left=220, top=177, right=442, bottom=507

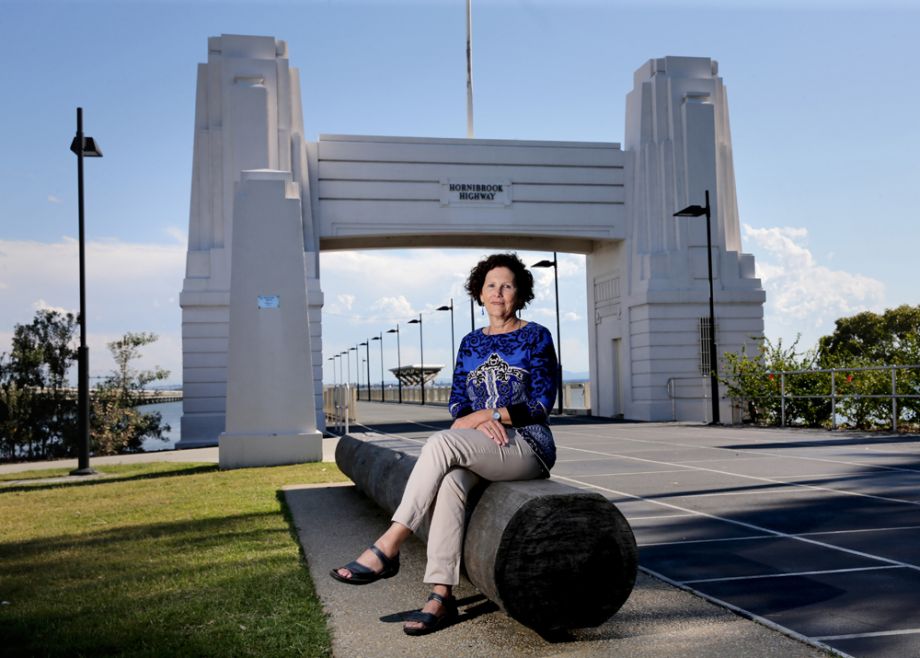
left=377, top=523, right=410, bottom=557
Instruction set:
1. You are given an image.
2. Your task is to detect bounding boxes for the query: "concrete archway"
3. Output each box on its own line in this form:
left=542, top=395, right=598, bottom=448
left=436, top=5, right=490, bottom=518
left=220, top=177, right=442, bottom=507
left=178, top=35, right=764, bottom=466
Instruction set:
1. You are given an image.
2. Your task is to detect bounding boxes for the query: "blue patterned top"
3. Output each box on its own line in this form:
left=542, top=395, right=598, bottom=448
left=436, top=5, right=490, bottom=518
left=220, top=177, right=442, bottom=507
left=448, top=321, right=558, bottom=473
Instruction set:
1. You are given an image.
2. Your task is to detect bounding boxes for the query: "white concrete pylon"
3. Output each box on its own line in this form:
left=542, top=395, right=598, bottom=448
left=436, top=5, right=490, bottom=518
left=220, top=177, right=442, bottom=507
left=179, top=34, right=324, bottom=447
left=218, top=170, right=322, bottom=468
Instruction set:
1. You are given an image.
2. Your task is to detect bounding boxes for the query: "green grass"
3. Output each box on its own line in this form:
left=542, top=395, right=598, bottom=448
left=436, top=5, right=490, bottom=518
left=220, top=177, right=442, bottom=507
left=0, top=461, right=350, bottom=657
left=0, top=467, right=75, bottom=482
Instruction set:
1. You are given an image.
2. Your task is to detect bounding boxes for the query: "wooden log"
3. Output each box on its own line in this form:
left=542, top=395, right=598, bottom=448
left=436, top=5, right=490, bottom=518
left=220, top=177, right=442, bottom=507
left=335, top=434, right=638, bottom=632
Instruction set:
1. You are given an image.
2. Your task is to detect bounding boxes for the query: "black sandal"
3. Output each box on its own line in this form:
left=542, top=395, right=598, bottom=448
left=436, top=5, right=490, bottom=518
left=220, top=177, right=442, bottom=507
left=403, top=592, right=458, bottom=636
left=329, top=544, right=400, bottom=585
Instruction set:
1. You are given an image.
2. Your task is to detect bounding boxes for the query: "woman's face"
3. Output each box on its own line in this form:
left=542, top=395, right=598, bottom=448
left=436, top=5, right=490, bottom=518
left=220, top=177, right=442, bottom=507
left=481, top=266, right=518, bottom=320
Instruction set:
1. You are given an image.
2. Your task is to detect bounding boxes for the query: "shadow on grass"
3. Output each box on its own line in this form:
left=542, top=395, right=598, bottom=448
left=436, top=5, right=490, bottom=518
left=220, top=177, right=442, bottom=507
left=0, top=503, right=331, bottom=657
left=0, top=509, right=283, bottom=556
left=0, top=463, right=219, bottom=495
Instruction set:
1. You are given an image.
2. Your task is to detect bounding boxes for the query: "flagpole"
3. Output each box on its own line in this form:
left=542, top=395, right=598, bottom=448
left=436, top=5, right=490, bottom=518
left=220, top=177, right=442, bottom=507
left=466, top=0, right=474, bottom=138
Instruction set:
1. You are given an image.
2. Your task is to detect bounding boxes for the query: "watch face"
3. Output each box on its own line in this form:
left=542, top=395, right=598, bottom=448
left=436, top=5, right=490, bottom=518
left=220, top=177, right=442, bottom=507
left=492, top=410, right=501, bottom=421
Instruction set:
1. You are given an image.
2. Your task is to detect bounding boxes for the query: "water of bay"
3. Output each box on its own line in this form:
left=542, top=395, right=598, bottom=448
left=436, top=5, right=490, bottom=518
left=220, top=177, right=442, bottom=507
left=137, top=400, right=183, bottom=452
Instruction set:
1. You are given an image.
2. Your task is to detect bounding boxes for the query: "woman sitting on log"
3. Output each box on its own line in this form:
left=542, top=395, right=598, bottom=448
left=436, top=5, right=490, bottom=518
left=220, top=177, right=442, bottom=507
left=330, top=252, right=559, bottom=636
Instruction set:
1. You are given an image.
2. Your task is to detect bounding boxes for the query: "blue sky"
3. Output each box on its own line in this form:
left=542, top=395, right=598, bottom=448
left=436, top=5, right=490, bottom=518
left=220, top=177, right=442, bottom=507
left=1, top=0, right=918, bottom=385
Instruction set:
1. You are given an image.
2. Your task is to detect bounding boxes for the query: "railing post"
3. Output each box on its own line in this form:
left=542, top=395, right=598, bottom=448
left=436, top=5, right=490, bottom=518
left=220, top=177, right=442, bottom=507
left=780, top=373, right=786, bottom=427
left=892, top=366, right=898, bottom=432
left=831, top=370, right=837, bottom=430
left=333, top=386, right=340, bottom=434
left=667, top=378, right=675, bottom=421
left=345, top=384, right=352, bottom=434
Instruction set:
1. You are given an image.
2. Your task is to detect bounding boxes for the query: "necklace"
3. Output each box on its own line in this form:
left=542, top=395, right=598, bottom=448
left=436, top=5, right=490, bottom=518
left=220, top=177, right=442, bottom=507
left=485, top=318, right=521, bottom=336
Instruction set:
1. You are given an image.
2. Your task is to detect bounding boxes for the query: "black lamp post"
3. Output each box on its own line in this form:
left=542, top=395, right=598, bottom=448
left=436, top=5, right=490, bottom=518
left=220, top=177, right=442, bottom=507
left=386, top=326, right=402, bottom=403
left=674, top=189, right=720, bottom=425
left=408, top=314, right=425, bottom=405
left=351, top=345, right=360, bottom=390
left=469, top=297, right=475, bottom=332
left=436, top=298, right=455, bottom=378
left=371, top=334, right=384, bottom=401
left=360, top=341, right=371, bottom=401
left=69, top=107, right=103, bottom=476
left=532, top=253, right=563, bottom=415
left=327, top=356, right=336, bottom=388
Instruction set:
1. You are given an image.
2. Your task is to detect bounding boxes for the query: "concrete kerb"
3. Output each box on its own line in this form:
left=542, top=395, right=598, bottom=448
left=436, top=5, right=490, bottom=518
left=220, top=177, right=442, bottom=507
left=0, top=438, right=341, bottom=478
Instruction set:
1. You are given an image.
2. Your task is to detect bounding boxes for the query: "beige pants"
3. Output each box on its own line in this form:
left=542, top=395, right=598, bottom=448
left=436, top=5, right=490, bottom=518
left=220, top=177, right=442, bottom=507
left=391, top=427, right=543, bottom=585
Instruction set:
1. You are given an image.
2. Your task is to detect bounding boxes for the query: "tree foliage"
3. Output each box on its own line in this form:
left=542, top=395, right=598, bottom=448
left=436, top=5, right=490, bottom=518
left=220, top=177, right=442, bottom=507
left=91, top=332, right=171, bottom=455
left=721, top=336, right=829, bottom=426
left=1, top=312, right=171, bottom=461
left=818, top=305, right=920, bottom=365
left=0, top=310, right=78, bottom=460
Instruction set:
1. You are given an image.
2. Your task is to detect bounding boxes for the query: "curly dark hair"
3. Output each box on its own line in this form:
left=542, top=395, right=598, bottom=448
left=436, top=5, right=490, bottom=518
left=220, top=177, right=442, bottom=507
left=465, top=253, right=535, bottom=311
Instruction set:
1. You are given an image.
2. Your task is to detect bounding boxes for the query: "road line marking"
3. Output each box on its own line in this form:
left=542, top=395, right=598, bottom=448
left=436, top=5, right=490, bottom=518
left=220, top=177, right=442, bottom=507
left=815, top=628, right=920, bottom=640
left=682, top=565, right=902, bottom=585
left=628, top=513, right=698, bottom=521
left=798, top=525, right=920, bottom=537
left=561, top=469, right=692, bottom=477
left=639, top=535, right=777, bottom=547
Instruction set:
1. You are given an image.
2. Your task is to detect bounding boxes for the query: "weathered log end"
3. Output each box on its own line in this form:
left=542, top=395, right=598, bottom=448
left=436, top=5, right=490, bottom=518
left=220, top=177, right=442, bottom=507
left=466, top=481, right=637, bottom=631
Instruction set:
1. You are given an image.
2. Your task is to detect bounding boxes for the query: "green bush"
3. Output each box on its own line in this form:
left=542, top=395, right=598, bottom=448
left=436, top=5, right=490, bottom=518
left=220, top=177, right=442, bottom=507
left=722, top=336, right=830, bottom=427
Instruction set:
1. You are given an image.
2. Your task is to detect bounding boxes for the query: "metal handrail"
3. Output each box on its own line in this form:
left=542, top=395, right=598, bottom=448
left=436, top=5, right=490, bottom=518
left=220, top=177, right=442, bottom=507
left=666, top=376, right=713, bottom=422
left=326, top=384, right=352, bottom=435
left=766, top=364, right=920, bottom=430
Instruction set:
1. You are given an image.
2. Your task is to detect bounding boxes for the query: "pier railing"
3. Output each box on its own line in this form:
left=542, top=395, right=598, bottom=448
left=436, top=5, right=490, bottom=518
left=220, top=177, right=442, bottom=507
left=769, top=364, right=920, bottom=430
left=697, top=363, right=920, bottom=429
left=323, top=382, right=591, bottom=425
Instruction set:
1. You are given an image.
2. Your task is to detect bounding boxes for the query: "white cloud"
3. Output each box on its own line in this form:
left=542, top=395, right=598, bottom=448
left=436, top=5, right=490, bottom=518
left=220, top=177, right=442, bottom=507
left=164, top=226, right=188, bottom=245
left=0, top=237, right=185, bottom=382
left=743, top=224, right=885, bottom=346
left=337, top=293, right=356, bottom=311
left=32, top=299, right=73, bottom=315
left=47, top=194, right=63, bottom=205
left=370, top=295, right=416, bottom=322
left=558, top=254, right=584, bottom=278
left=319, top=248, right=590, bottom=372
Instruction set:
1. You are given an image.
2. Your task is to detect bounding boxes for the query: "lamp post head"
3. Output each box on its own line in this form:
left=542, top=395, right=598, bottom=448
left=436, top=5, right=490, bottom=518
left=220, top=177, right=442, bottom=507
left=70, top=136, right=103, bottom=157
left=408, top=319, right=421, bottom=325
left=371, top=336, right=380, bottom=341
left=674, top=204, right=706, bottom=218
left=532, top=259, right=554, bottom=269
left=436, top=305, right=451, bottom=312
left=359, top=342, right=367, bottom=347
left=387, top=328, right=398, bottom=334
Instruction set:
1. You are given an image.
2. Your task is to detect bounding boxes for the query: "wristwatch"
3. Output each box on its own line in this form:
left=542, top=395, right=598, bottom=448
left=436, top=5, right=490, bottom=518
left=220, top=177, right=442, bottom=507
left=491, top=409, right=501, bottom=421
